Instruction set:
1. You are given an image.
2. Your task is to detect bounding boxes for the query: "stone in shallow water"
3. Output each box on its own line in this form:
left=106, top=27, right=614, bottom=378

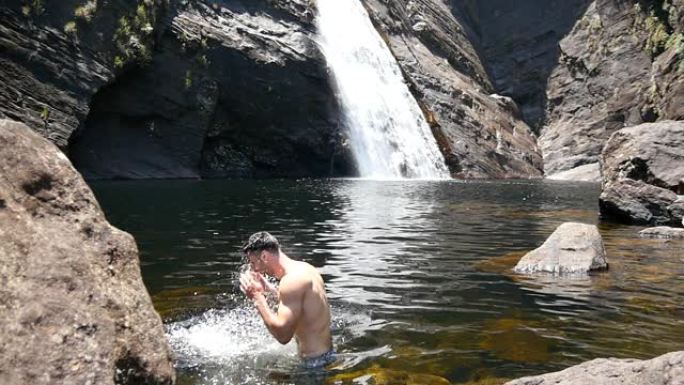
left=514, top=222, right=608, bottom=275
left=638, top=227, right=684, bottom=240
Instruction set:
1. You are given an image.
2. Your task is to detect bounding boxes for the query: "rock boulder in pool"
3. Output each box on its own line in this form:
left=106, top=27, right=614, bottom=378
left=639, top=227, right=684, bottom=240
left=599, top=121, right=684, bottom=225
left=504, top=350, right=684, bottom=385
left=0, top=119, right=174, bottom=384
left=513, top=222, right=608, bottom=275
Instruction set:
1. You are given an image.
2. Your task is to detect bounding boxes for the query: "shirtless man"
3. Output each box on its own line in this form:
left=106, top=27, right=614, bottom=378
left=239, top=231, right=335, bottom=368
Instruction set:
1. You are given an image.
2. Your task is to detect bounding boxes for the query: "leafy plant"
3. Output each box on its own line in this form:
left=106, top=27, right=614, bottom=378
left=21, top=0, right=44, bottom=17
left=74, top=1, right=97, bottom=22
left=64, top=21, right=77, bottom=35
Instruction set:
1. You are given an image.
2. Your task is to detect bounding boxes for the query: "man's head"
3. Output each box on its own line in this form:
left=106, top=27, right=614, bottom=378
left=242, top=231, right=280, bottom=273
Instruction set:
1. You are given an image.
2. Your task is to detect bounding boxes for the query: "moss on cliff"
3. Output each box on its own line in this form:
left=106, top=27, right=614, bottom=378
left=635, top=0, right=684, bottom=72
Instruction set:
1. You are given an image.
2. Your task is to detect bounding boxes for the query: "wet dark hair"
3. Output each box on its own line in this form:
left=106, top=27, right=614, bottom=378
left=242, top=231, right=280, bottom=254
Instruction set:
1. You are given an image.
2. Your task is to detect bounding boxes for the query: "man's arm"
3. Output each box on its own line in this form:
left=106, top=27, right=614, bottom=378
left=251, top=275, right=303, bottom=344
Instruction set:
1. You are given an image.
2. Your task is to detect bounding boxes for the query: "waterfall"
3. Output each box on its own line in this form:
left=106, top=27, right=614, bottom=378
left=315, top=0, right=451, bottom=180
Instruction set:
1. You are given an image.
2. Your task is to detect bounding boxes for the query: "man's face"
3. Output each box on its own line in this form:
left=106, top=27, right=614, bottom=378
left=247, top=250, right=267, bottom=273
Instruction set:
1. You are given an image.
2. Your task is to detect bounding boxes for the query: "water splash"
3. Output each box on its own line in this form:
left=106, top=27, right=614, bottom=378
left=316, top=0, right=450, bottom=180
left=166, top=301, right=379, bottom=385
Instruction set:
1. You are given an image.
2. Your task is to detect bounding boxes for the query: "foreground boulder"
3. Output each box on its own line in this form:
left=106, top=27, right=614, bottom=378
left=0, top=120, right=174, bottom=384
left=514, top=222, right=608, bottom=274
left=504, top=350, right=684, bottom=385
left=599, top=121, right=684, bottom=225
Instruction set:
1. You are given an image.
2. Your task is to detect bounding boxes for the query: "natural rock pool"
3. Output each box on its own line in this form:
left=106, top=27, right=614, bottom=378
left=90, top=179, right=684, bottom=385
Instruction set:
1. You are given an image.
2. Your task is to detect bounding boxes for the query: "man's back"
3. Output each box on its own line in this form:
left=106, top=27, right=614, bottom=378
left=281, top=261, right=332, bottom=358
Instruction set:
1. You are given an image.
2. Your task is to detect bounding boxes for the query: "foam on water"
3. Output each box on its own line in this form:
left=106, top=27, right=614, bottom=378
left=166, top=299, right=379, bottom=384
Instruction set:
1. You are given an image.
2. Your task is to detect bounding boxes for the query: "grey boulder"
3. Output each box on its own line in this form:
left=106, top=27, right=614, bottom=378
left=599, top=121, right=684, bottom=225
left=0, top=120, right=174, bottom=385
left=504, top=350, right=684, bottom=385
left=514, top=222, right=608, bottom=275
left=639, top=227, right=684, bottom=240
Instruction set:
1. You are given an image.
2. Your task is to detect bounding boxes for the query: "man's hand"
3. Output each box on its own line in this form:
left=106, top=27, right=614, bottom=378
left=239, top=272, right=264, bottom=299
left=252, top=272, right=278, bottom=294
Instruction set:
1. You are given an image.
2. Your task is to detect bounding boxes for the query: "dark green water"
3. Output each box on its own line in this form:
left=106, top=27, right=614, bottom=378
left=90, top=179, right=684, bottom=385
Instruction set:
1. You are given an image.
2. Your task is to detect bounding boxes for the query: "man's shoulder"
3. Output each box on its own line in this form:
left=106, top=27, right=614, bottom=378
left=281, top=262, right=317, bottom=286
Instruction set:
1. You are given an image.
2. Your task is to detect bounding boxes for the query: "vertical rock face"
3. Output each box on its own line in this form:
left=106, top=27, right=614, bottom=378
left=361, top=0, right=543, bottom=179
left=540, top=0, right=684, bottom=178
left=461, top=0, right=592, bottom=131
left=0, top=0, right=165, bottom=149
left=0, top=120, right=174, bottom=384
left=69, top=0, right=352, bottom=179
left=599, top=121, right=684, bottom=225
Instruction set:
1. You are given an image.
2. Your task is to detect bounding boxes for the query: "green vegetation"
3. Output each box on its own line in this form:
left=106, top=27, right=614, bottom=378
left=184, top=70, right=193, bottom=89
left=634, top=0, right=684, bottom=72
left=64, top=21, right=77, bottom=35
left=112, top=1, right=163, bottom=68
left=40, top=106, right=50, bottom=121
left=21, top=0, right=44, bottom=17
left=74, top=0, right=97, bottom=22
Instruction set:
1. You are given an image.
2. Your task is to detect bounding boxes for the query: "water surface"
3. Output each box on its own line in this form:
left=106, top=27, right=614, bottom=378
left=91, top=179, right=684, bottom=385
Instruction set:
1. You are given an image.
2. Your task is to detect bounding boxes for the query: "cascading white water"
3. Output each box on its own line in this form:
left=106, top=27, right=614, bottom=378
left=316, top=0, right=450, bottom=180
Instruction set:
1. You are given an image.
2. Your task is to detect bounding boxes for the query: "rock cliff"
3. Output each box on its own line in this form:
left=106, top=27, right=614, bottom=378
left=362, top=0, right=544, bottom=179
left=0, top=0, right=166, bottom=149
left=70, top=0, right=352, bottom=179
left=540, top=0, right=684, bottom=178
left=0, top=119, right=174, bottom=384
left=1, top=0, right=682, bottom=180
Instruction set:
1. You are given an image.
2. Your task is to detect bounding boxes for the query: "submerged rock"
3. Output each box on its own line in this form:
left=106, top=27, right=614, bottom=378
left=599, top=121, right=684, bottom=225
left=639, top=227, right=684, bottom=240
left=514, top=222, right=608, bottom=275
left=0, top=120, right=174, bottom=384
left=504, top=350, right=684, bottom=385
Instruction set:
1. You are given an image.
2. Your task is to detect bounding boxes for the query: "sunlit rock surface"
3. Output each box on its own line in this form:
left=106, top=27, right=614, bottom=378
left=504, top=350, right=684, bottom=385
left=514, top=222, right=608, bottom=274
left=599, top=121, right=684, bottom=225
left=0, top=120, right=174, bottom=384
left=639, top=226, right=684, bottom=239
left=539, top=1, right=684, bottom=177
left=546, top=163, right=600, bottom=182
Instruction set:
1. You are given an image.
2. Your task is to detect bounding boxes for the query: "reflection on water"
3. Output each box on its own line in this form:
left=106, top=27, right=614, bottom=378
left=91, top=179, right=684, bottom=385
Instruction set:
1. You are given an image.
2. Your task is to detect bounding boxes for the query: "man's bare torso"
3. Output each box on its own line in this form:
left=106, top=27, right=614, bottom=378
left=281, top=261, right=332, bottom=358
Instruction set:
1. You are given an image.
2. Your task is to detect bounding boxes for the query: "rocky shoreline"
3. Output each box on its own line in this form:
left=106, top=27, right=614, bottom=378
left=0, top=120, right=174, bottom=384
